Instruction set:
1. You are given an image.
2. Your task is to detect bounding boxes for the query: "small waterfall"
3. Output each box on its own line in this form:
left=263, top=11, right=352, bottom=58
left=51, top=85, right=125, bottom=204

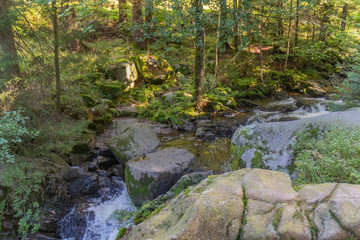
left=59, top=179, right=136, bottom=240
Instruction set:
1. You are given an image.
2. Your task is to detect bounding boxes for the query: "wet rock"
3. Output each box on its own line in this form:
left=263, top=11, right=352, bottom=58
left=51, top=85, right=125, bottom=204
left=0, top=232, right=17, bottom=240
left=171, top=119, right=196, bottom=132
left=238, top=99, right=258, bottom=108
left=125, top=148, right=195, bottom=206
left=39, top=208, right=59, bottom=232
left=274, top=89, right=289, bottom=100
left=107, top=123, right=160, bottom=165
left=69, top=153, right=93, bottom=166
left=33, top=233, right=60, bottom=240
left=231, top=109, right=360, bottom=171
left=87, top=162, right=98, bottom=172
left=71, top=133, right=95, bottom=154
left=97, top=156, right=117, bottom=170
left=108, top=164, right=125, bottom=178
left=67, top=173, right=100, bottom=197
left=61, top=168, right=79, bottom=182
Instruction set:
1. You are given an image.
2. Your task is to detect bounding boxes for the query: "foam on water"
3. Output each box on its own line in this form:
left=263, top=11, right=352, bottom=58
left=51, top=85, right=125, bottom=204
left=59, top=179, right=136, bottom=240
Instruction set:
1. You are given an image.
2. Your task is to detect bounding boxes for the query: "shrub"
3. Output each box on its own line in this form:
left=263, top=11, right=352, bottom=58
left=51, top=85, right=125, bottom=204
left=293, top=125, right=360, bottom=185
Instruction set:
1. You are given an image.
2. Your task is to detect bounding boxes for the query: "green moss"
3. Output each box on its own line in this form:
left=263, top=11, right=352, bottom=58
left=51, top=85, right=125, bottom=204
left=273, top=207, right=283, bottom=230
left=116, top=227, right=127, bottom=239
left=125, top=165, right=155, bottom=207
left=79, top=94, right=96, bottom=107
left=251, top=151, right=265, bottom=169
left=71, top=133, right=94, bottom=154
left=96, top=81, right=125, bottom=99
left=231, top=143, right=252, bottom=170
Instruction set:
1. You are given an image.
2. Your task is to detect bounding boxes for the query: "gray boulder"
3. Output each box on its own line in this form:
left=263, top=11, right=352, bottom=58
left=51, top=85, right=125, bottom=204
left=107, top=123, right=160, bottom=165
left=231, top=109, right=360, bottom=172
left=125, top=147, right=195, bottom=206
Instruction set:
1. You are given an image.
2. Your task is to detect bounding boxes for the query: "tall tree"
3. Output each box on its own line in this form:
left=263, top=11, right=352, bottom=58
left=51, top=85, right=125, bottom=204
left=233, top=0, right=239, bottom=51
left=194, top=0, right=205, bottom=103
left=119, top=0, right=127, bottom=23
left=0, top=0, right=21, bottom=80
left=284, top=0, right=293, bottom=72
left=144, top=0, right=154, bottom=44
left=341, top=3, right=348, bottom=31
left=294, top=0, right=300, bottom=46
left=132, top=0, right=146, bottom=49
left=52, top=0, right=61, bottom=110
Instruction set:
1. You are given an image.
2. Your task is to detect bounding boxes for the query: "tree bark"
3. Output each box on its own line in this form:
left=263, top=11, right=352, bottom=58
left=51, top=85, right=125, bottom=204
left=341, top=3, right=347, bottom=31
left=0, top=0, right=21, bottom=80
left=294, top=0, right=299, bottom=46
left=319, top=2, right=330, bottom=42
left=233, top=0, right=239, bottom=51
left=144, top=0, right=153, bottom=44
left=52, top=0, right=61, bottom=110
left=284, top=0, right=293, bottom=72
left=194, top=0, right=205, bottom=103
left=119, top=0, right=127, bottom=23
left=277, top=1, right=284, bottom=38
left=132, top=0, right=146, bottom=49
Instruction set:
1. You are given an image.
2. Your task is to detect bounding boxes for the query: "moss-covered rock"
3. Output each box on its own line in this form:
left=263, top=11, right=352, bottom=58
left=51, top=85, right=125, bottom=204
left=125, top=148, right=195, bottom=207
left=107, top=123, right=160, bottom=165
left=134, top=54, right=174, bottom=84
left=96, top=81, right=125, bottom=99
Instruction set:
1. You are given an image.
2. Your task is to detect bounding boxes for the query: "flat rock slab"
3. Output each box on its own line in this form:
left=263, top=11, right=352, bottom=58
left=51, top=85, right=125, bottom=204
left=125, top=148, right=195, bottom=206
left=126, top=169, right=360, bottom=240
left=107, top=123, right=160, bottom=164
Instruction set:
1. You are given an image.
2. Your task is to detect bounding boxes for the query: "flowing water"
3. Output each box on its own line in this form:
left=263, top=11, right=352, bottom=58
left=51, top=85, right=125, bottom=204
left=58, top=96, right=339, bottom=240
left=59, top=178, right=135, bottom=240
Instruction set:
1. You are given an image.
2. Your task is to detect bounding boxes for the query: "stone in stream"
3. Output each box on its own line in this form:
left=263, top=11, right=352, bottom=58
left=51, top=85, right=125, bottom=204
left=126, top=169, right=360, bottom=240
left=231, top=109, right=360, bottom=172
left=125, top=147, right=195, bottom=207
left=107, top=123, right=160, bottom=165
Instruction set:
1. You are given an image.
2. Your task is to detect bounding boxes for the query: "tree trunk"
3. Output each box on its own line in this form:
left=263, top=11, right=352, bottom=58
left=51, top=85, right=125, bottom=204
left=218, top=0, right=229, bottom=51
left=277, top=1, right=284, bottom=38
left=0, top=0, right=21, bottom=80
left=319, top=2, right=330, bottom=42
left=132, top=0, right=146, bottom=50
left=284, top=0, right=293, bottom=72
left=341, top=3, right=347, bottom=31
left=119, top=0, right=127, bottom=23
left=294, top=0, right=299, bottom=46
left=259, top=6, right=264, bottom=82
left=52, top=0, right=61, bottom=110
left=194, top=0, right=205, bottom=103
left=144, top=0, right=154, bottom=44
left=233, top=0, right=239, bottom=51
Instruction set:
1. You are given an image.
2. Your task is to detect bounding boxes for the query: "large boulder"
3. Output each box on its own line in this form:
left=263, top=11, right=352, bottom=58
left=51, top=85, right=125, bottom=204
left=108, top=61, right=139, bottom=89
left=126, top=169, right=360, bottom=240
left=231, top=109, right=360, bottom=172
left=125, top=148, right=195, bottom=206
left=134, top=55, right=174, bottom=84
left=107, top=123, right=160, bottom=165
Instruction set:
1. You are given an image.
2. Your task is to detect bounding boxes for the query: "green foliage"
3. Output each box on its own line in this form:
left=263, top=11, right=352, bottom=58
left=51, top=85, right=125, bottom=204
left=0, top=110, right=38, bottom=163
left=293, top=125, right=360, bottom=185
left=1, top=159, right=43, bottom=238
left=337, top=59, right=360, bottom=102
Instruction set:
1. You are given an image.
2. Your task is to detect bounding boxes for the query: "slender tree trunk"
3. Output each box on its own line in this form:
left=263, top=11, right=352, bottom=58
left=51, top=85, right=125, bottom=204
left=218, top=0, right=229, bottom=51
left=277, top=1, right=284, bottom=38
left=233, top=0, right=239, bottom=51
left=341, top=3, right=347, bottom=31
left=119, top=0, right=127, bottom=23
left=144, top=0, right=153, bottom=44
left=52, top=0, right=61, bottom=110
left=284, top=0, right=293, bottom=72
left=132, top=0, right=146, bottom=49
left=259, top=6, right=264, bottom=82
left=194, top=0, right=205, bottom=103
left=294, top=0, right=299, bottom=46
left=0, top=0, right=21, bottom=80
left=319, top=2, right=330, bottom=42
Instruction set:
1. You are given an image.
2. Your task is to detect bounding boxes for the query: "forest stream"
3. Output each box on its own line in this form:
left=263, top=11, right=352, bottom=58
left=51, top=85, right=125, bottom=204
left=56, top=95, right=337, bottom=240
